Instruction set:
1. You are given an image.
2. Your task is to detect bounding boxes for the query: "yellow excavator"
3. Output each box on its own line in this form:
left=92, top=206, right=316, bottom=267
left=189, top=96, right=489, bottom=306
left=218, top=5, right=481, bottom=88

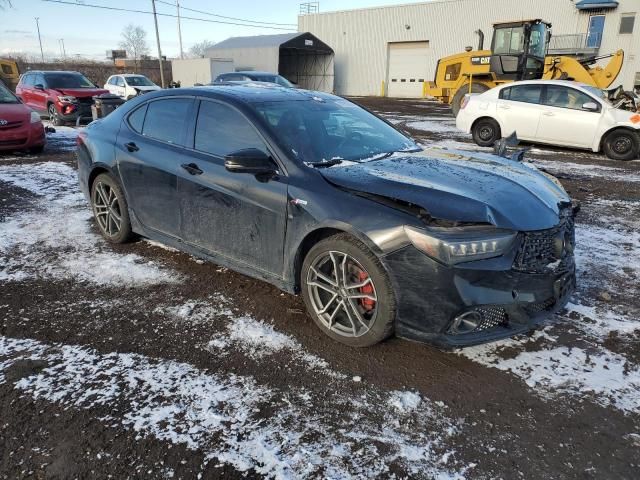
left=425, top=19, right=625, bottom=115
left=0, top=58, right=20, bottom=91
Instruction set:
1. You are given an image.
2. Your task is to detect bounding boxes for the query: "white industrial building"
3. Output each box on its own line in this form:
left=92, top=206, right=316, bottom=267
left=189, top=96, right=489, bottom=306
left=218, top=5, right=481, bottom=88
left=298, top=0, right=640, bottom=97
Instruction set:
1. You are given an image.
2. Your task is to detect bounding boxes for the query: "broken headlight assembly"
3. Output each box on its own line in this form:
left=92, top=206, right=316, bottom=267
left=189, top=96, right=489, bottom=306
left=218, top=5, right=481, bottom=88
left=404, top=225, right=517, bottom=265
left=57, top=95, right=77, bottom=104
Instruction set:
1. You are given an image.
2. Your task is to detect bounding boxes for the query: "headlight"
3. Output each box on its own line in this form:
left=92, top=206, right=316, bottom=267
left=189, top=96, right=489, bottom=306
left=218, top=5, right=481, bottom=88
left=404, top=225, right=517, bottom=265
left=30, top=111, right=42, bottom=124
left=57, top=95, right=77, bottom=103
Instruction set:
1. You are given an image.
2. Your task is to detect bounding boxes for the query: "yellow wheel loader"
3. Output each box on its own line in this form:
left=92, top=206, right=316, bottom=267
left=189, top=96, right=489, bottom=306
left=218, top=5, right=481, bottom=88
left=425, top=19, right=625, bottom=116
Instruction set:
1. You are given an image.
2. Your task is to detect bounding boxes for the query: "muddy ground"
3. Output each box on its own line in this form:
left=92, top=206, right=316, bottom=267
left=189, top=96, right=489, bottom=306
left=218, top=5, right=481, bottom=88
left=0, top=100, right=639, bottom=479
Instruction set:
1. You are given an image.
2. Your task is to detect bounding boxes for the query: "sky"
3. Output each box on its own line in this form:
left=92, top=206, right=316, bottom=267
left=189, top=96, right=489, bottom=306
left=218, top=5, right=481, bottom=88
left=0, top=0, right=428, bottom=60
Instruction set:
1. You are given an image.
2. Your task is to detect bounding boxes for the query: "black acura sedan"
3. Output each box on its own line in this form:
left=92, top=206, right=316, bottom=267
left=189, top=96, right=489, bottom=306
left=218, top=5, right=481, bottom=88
left=76, top=84, right=576, bottom=348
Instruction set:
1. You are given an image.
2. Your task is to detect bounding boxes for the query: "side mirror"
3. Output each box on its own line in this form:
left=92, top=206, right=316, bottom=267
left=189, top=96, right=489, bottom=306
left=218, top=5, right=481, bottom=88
left=582, top=102, right=599, bottom=112
left=34, top=84, right=45, bottom=90
left=224, top=148, right=277, bottom=175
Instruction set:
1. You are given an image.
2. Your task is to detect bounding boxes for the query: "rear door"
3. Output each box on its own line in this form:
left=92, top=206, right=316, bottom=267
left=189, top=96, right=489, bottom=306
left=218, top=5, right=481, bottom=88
left=16, top=73, right=33, bottom=106
left=177, top=98, right=288, bottom=275
left=495, top=84, right=543, bottom=140
left=32, top=73, right=49, bottom=112
left=535, top=85, right=602, bottom=148
left=116, top=96, right=195, bottom=238
left=115, top=77, right=127, bottom=98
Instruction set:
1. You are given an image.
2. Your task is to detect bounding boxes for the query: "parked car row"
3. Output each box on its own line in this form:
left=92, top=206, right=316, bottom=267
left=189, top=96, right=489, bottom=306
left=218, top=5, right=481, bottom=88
left=456, top=79, right=640, bottom=161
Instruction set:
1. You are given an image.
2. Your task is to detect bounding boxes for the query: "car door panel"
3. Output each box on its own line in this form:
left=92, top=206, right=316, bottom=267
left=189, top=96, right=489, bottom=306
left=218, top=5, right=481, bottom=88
left=536, top=85, right=601, bottom=148
left=495, top=85, right=543, bottom=140
left=177, top=99, right=288, bottom=276
left=116, top=98, right=194, bottom=238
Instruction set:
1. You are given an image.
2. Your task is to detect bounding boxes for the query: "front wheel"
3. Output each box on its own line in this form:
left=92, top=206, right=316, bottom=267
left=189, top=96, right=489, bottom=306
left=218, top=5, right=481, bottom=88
left=472, top=118, right=501, bottom=147
left=91, top=173, right=133, bottom=244
left=301, top=234, right=396, bottom=347
left=603, top=130, right=639, bottom=161
left=48, top=103, right=64, bottom=126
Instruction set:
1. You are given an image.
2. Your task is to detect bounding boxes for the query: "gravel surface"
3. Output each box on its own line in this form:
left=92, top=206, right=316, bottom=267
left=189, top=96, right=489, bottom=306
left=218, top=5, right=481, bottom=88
left=0, top=104, right=639, bottom=479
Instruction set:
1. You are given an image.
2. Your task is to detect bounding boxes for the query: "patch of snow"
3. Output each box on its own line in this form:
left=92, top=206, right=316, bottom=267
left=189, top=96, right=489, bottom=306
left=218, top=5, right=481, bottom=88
left=42, top=122, right=80, bottom=152
left=388, top=391, right=422, bottom=413
left=1, top=336, right=466, bottom=479
left=0, top=162, right=179, bottom=286
left=404, top=120, right=463, bottom=135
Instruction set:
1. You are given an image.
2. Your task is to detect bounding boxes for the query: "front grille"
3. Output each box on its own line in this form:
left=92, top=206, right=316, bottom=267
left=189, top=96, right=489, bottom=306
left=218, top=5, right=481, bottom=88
left=77, top=97, right=94, bottom=105
left=514, top=207, right=575, bottom=274
left=0, top=120, right=24, bottom=130
left=475, top=306, right=509, bottom=330
left=0, top=138, right=27, bottom=146
left=524, top=297, right=556, bottom=314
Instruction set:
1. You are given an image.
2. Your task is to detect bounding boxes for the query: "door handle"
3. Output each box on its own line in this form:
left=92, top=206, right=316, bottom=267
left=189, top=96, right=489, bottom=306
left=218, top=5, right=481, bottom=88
left=181, top=163, right=203, bottom=175
left=498, top=105, right=510, bottom=110
left=542, top=112, right=555, bottom=117
left=125, top=142, right=139, bottom=152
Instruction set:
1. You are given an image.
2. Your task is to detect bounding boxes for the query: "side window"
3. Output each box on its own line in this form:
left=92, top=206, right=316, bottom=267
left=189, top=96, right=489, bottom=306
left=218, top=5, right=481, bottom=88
left=108, top=77, right=117, bottom=85
left=502, top=85, right=542, bottom=104
left=128, top=104, right=147, bottom=133
left=21, top=74, right=33, bottom=86
left=194, top=101, right=266, bottom=157
left=543, top=86, right=598, bottom=111
left=35, top=74, right=45, bottom=87
left=142, top=98, right=192, bottom=145
left=116, top=77, right=125, bottom=87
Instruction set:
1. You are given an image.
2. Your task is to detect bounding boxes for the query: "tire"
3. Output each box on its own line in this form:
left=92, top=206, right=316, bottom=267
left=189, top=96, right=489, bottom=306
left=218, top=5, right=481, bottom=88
left=603, top=129, right=639, bottom=161
left=451, top=82, right=490, bottom=117
left=301, top=233, right=396, bottom=347
left=90, top=173, right=133, bottom=244
left=472, top=118, right=501, bottom=147
left=47, top=103, right=64, bottom=126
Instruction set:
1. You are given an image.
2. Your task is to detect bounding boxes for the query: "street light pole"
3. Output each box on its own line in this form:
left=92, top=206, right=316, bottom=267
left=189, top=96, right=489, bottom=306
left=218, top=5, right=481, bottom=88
left=150, top=0, right=165, bottom=88
left=35, top=17, right=44, bottom=62
left=177, top=0, right=184, bottom=59
left=61, top=38, right=66, bottom=59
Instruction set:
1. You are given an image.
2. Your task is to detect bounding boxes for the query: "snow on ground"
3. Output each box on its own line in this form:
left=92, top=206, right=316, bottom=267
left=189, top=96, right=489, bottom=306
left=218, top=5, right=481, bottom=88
left=42, top=121, right=80, bottom=152
left=0, top=162, right=178, bottom=286
left=0, top=336, right=467, bottom=479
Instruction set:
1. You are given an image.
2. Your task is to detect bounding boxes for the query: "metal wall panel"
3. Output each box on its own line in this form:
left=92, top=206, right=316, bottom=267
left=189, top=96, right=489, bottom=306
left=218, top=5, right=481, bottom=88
left=299, top=0, right=639, bottom=95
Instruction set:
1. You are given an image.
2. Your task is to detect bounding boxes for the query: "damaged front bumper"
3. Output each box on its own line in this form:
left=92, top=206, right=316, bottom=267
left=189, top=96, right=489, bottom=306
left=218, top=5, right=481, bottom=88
left=382, top=236, right=576, bottom=349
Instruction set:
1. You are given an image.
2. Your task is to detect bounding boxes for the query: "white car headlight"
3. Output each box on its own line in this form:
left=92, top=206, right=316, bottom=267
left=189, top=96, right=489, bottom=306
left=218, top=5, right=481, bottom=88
left=30, top=111, right=42, bottom=124
left=57, top=95, right=77, bottom=103
left=404, top=225, right=517, bottom=265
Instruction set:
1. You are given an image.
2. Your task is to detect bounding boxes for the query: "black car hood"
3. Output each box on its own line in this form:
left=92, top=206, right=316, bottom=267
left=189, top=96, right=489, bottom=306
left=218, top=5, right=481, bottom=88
left=320, top=147, right=571, bottom=231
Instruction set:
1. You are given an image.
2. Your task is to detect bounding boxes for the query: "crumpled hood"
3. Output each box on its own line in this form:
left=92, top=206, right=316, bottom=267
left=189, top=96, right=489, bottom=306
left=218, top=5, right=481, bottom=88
left=320, top=147, right=571, bottom=231
left=55, top=88, right=109, bottom=98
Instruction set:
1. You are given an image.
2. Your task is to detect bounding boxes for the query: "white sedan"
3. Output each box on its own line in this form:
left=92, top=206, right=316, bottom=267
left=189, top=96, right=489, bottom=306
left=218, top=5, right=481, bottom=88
left=104, top=74, right=161, bottom=100
left=456, top=79, right=640, bottom=160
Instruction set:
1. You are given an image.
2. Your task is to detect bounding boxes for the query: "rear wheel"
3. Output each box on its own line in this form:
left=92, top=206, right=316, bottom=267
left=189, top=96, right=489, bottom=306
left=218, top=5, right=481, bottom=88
left=301, top=234, right=396, bottom=347
left=472, top=118, right=501, bottom=147
left=603, top=129, right=639, bottom=161
left=451, top=82, right=490, bottom=117
left=91, top=173, right=133, bottom=244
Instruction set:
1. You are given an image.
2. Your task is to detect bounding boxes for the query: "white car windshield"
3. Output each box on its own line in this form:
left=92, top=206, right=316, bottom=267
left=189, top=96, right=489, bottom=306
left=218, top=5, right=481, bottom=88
left=581, top=85, right=611, bottom=105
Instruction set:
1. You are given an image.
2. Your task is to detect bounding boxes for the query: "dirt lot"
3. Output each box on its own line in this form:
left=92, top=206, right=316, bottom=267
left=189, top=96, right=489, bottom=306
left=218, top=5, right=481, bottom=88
left=0, top=99, right=639, bottom=479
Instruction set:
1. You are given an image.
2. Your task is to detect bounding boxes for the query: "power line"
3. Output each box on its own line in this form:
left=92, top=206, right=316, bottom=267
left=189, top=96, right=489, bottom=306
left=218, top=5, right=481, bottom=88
left=154, top=0, right=297, bottom=27
left=40, top=0, right=297, bottom=31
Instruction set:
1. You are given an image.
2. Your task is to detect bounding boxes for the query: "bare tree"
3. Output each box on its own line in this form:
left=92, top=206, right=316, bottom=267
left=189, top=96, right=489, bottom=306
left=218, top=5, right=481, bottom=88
left=189, top=40, right=216, bottom=59
left=0, top=0, right=13, bottom=9
left=119, top=24, right=150, bottom=70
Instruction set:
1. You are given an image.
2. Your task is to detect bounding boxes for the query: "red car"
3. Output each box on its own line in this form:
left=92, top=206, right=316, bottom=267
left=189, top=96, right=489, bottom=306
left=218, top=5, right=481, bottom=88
left=16, top=70, right=108, bottom=126
left=0, top=81, right=46, bottom=153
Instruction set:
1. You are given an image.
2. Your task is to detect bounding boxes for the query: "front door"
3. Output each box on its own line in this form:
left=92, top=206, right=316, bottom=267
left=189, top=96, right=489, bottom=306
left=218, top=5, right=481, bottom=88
left=178, top=99, right=288, bottom=276
left=535, top=85, right=601, bottom=148
left=116, top=97, right=194, bottom=238
left=495, top=83, right=543, bottom=140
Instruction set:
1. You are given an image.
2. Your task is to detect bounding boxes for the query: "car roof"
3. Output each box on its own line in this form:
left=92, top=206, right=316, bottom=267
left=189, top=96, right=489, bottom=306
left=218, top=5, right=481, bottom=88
left=497, top=79, right=596, bottom=90
left=174, top=83, right=334, bottom=103
left=120, top=74, right=147, bottom=78
left=224, top=71, right=278, bottom=76
left=27, top=70, right=84, bottom=75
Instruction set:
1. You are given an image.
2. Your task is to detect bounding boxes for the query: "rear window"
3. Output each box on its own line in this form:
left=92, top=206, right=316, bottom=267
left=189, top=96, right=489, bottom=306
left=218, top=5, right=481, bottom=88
left=500, top=85, right=542, bottom=104
left=142, top=98, right=191, bottom=145
left=127, top=104, right=147, bottom=133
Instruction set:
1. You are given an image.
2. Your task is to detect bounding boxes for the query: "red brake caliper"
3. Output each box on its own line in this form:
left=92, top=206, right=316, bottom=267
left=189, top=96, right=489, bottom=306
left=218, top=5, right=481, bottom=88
left=358, top=271, right=376, bottom=311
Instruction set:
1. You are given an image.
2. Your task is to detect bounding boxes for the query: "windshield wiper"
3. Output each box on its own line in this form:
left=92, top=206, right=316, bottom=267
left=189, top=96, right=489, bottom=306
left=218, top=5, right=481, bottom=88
left=308, top=159, right=343, bottom=168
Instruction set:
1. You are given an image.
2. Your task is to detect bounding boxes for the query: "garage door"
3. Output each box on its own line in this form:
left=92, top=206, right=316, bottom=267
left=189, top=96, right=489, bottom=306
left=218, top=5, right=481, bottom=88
left=387, top=42, right=429, bottom=98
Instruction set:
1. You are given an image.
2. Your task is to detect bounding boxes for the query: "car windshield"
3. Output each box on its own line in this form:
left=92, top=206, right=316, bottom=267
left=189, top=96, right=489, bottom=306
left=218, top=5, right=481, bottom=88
left=126, top=76, right=156, bottom=87
left=253, top=97, right=420, bottom=165
left=251, top=74, right=293, bottom=88
left=45, top=73, right=95, bottom=89
left=0, top=83, right=20, bottom=104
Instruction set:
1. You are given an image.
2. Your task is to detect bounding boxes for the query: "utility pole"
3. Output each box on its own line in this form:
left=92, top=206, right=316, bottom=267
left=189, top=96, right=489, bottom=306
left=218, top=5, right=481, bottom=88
left=151, top=0, right=166, bottom=88
left=35, top=17, right=44, bottom=62
left=58, top=39, right=66, bottom=60
left=177, top=0, right=184, bottom=59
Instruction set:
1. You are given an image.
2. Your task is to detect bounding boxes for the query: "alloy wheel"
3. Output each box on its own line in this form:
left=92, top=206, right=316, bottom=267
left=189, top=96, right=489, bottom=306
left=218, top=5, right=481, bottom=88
left=92, top=181, right=122, bottom=237
left=306, top=250, right=378, bottom=338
